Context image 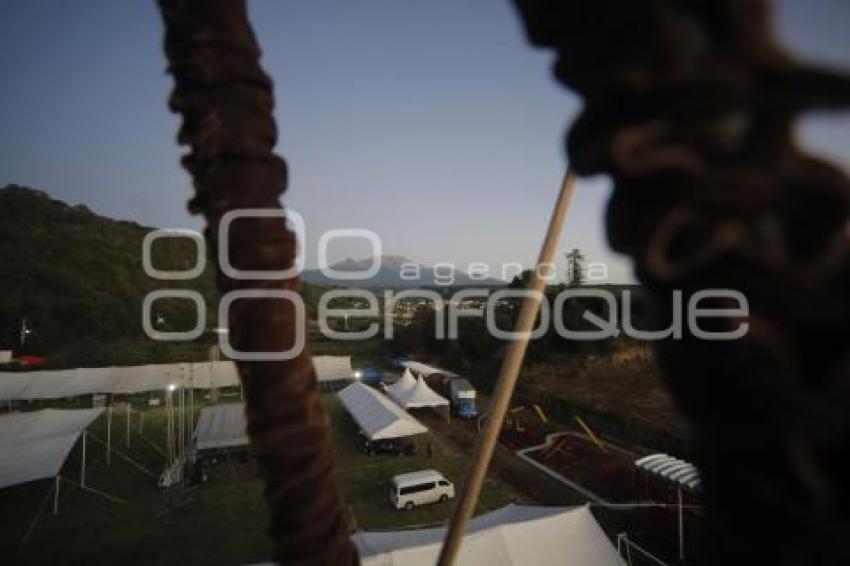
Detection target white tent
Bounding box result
[0,408,104,489]
[0,356,351,401]
[0,372,37,400]
[353,504,625,566]
[387,375,449,409]
[635,453,702,493]
[313,356,354,382]
[401,360,459,379]
[386,368,417,399]
[194,402,249,451]
[187,361,240,390]
[337,383,427,440]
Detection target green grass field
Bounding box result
[0,392,516,565]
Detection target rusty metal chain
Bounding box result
[514,0,850,563]
[156,1,356,564]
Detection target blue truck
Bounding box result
[448,378,477,418]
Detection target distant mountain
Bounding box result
[301,255,504,289]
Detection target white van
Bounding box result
[389,470,455,510]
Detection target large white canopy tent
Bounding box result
[387,375,449,410]
[0,356,352,401]
[0,408,103,489]
[193,402,249,451]
[313,355,354,382]
[337,382,427,440]
[353,504,625,565]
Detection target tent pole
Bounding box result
[177,386,182,459]
[172,391,175,463]
[81,432,86,488]
[168,391,173,465]
[189,386,194,441]
[53,476,60,515]
[106,405,112,466]
[678,485,685,563]
[188,365,193,449]
[176,382,181,460]
[165,392,170,465]
[166,392,171,464]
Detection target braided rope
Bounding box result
[157,1,356,563]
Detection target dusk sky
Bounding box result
[1,1,848,283]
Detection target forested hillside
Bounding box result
[0,185,323,368]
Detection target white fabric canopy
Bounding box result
[387,375,449,409]
[194,403,249,451]
[0,356,350,400]
[0,408,104,489]
[401,361,459,379]
[385,368,417,399]
[354,504,625,566]
[337,383,427,440]
[635,453,702,492]
[313,355,353,382]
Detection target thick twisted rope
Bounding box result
[157,1,356,563]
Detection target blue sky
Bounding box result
[1,1,848,282]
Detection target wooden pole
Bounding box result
[437,171,577,566]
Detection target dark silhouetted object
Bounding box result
[514,0,850,563]
[156,1,356,564]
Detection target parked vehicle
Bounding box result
[448,378,477,418]
[389,470,455,510]
[426,374,478,418]
[355,431,416,456]
[353,367,384,385]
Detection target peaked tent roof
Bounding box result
[337,382,427,440]
[0,408,104,489]
[401,361,459,379]
[386,368,417,399]
[388,375,449,409]
[194,402,249,450]
[353,504,625,566]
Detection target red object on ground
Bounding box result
[17,355,45,366]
